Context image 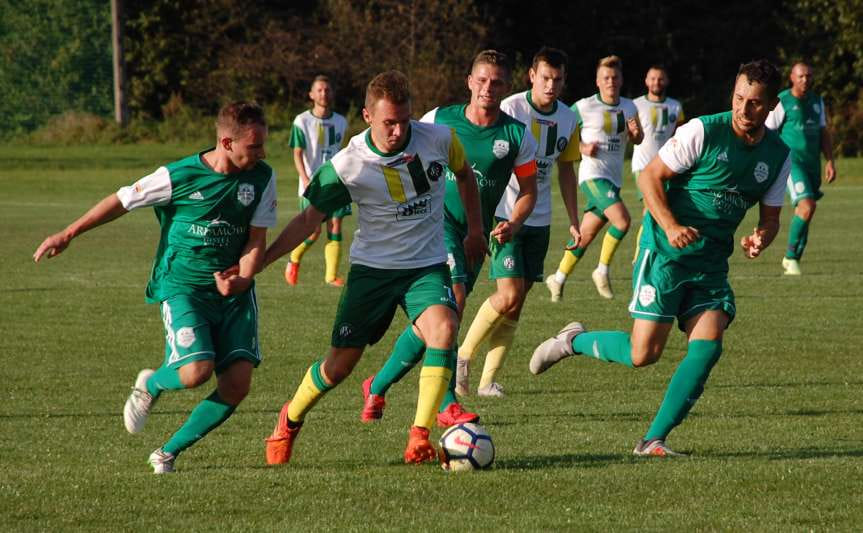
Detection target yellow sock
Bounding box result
[324,240,341,282]
[413,361,452,429]
[287,361,332,422]
[632,224,643,264]
[599,227,626,266]
[478,318,518,389]
[458,298,504,361]
[290,239,314,264]
[557,250,579,276]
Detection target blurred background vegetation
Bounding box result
[1,0,861,154]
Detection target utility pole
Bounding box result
[111,0,128,126]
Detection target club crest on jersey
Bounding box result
[557,137,568,152]
[753,162,769,183]
[427,161,444,181]
[492,140,510,159]
[396,194,432,221]
[237,183,255,206]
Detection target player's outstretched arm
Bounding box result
[741,204,781,259]
[557,160,581,247]
[33,193,128,262]
[214,226,268,296]
[453,162,487,268]
[262,205,326,269]
[639,156,699,249]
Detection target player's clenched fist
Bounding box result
[664,224,699,249]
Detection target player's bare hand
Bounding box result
[463,231,488,268]
[214,267,249,296]
[491,220,520,244]
[33,232,71,263]
[566,224,582,250]
[580,142,599,157]
[825,160,837,184]
[626,117,641,137]
[665,224,699,249]
[740,229,766,259]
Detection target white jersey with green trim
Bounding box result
[496,91,581,226]
[574,94,638,187]
[289,110,347,195]
[303,121,464,270]
[632,95,684,172]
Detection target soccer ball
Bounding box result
[439,422,494,471]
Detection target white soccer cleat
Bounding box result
[124,368,155,434]
[529,322,585,375]
[782,257,802,276]
[545,275,563,303]
[148,448,176,474]
[632,439,687,457]
[591,268,613,299]
[455,357,470,396]
[476,382,504,398]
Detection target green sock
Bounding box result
[786,215,809,260]
[572,331,635,368]
[146,365,185,400]
[644,339,722,441]
[370,326,425,395]
[438,348,458,413]
[162,390,236,456]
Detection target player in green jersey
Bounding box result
[359,50,538,426]
[33,102,276,473]
[261,71,486,465]
[765,62,837,275]
[285,75,351,287]
[530,60,790,457]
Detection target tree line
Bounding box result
[1,0,861,154]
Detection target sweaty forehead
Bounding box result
[734,75,768,98]
[472,63,507,79]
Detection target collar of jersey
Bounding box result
[595,93,621,107]
[364,126,412,157]
[643,94,668,104]
[311,108,334,120]
[526,90,558,116]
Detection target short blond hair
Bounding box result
[597,55,623,72]
[365,70,411,110]
[472,49,511,79]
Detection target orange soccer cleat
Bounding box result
[285,262,300,286]
[265,401,302,465]
[326,277,345,287]
[436,402,480,428]
[403,426,438,464]
[360,375,386,422]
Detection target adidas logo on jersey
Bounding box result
[189,191,204,200]
[717,151,729,162]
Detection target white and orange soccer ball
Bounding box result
[439,422,495,471]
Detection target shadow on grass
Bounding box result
[494,452,624,470]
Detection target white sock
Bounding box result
[553,271,567,284]
[595,263,609,275]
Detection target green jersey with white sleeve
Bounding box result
[496,91,581,227]
[765,89,827,179]
[302,121,465,270]
[573,94,638,187]
[115,150,277,303]
[644,111,790,273]
[289,110,348,195]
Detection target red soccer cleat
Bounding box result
[360,375,386,422]
[436,402,480,428]
[326,277,345,287]
[285,262,300,286]
[403,426,437,464]
[265,401,302,465]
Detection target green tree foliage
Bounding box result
[0,0,112,137]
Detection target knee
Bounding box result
[495,288,524,315]
[179,361,214,388]
[630,346,662,368]
[322,357,354,386]
[615,217,631,233]
[431,317,459,348]
[796,200,816,221]
[218,380,251,405]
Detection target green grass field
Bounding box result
[2,145,862,531]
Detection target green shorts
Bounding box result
[331,263,457,348]
[160,290,262,373]
[629,247,736,331]
[787,165,823,205]
[299,197,352,219]
[444,223,484,295]
[581,178,623,221]
[489,219,550,282]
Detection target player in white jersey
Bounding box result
[261,71,486,466]
[457,47,581,397]
[631,65,685,261]
[285,75,350,287]
[546,55,643,301]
